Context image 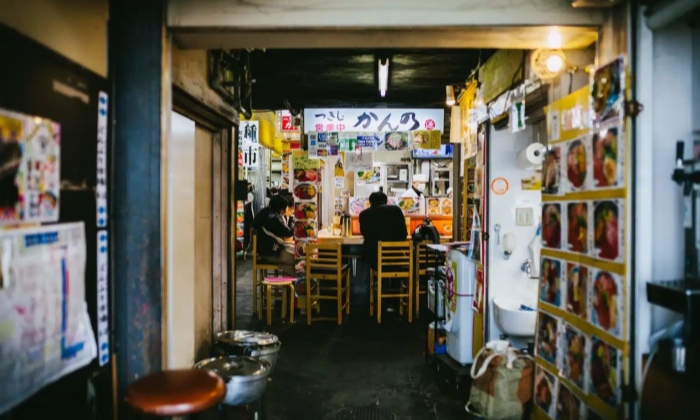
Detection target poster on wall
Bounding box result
[0,109,61,226]
[591,56,625,126]
[536,74,629,420]
[96,92,109,228]
[534,366,558,419]
[542,146,562,195]
[291,151,320,273]
[564,136,591,193]
[591,125,625,190]
[0,223,97,414]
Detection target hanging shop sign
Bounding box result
[238,120,259,146]
[241,143,259,168]
[279,110,300,132]
[303,108,444,133]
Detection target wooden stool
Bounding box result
[124,369,225,418]
[262,276,297,325]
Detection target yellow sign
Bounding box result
[292,150,319,170]
[544,87,590,143]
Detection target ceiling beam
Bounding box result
[173,27,598,50]
[168,0,604,28]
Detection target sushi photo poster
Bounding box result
[534,57,629,420]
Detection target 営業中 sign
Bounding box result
[304,108,444,133]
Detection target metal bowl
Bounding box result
[194,356,271,406]
[214,330,282,373]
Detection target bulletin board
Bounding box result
[534,57,628,420]
[0,24,112,416]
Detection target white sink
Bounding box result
[493,296,538,338]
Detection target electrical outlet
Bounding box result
[515,207,534,226]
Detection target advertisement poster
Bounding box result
[0,223,97,413]
[0,109,61,226]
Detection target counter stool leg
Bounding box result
[288,284,295,324]
[377,277,382,324]
[281,287,288,320]
[266,285,273,325]
[369,271,374,317]
[253,268,258,316]
[345,270,351,315]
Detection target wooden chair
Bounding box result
[252,234,279,319]
[125,369,225,418]
[369,241,414,324]
[414,241,445,319]
[305,242,351,325]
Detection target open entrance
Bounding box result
[169,11,634,420]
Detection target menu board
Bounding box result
[291,151,320,274]
[534,57,628,420]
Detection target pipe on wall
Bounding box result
[646,0,700,29]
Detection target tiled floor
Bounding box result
[233,259,475,420]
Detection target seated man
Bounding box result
[359,191,408,270]
[253,194,296,277]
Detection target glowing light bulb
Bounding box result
[546,54,563,73]
[547,28,562,49]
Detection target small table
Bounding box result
[262,276,297,325]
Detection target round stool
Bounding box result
[262,276,297,325]
[125,369,226,418]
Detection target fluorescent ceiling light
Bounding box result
[378,59,389,97]
[446,85,456,106]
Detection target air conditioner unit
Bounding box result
[571,0,624,7]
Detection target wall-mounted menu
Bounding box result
[534,57,628,420]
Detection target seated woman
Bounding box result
[255,194,296,277]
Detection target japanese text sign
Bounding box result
[292,150,320,170]
[304,108,444,133]
[345,151,374,172]
[238,120,259,146]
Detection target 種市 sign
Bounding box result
[303,108,444,133]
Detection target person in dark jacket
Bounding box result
[359,191,408,270]
[253,195,296,276]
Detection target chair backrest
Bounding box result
[377,241,412,274]
[305,242,342,278]
[253,234,258,255]
[415,240,444,270]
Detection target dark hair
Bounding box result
[280,193,294,208]
[269,195,288,213]
[369,191,388,206]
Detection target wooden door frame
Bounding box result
[172,84,234,335]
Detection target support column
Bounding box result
[109,0,165,400]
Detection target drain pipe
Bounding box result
[646,0,700,29]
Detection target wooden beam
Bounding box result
[173,27,598,50]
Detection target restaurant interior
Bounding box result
[227,40,638,420]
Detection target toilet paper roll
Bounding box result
[517,142,546,170]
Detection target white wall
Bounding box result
[0,0,108,76]
[487,126,542,348]
[634,6,700,403]
[167,112,197,368]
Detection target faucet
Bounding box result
[521,259,539,280]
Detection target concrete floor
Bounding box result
[233,258,474,420]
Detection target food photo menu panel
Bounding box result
[534,56,629,420]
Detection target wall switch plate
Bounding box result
[515,207,534,226]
